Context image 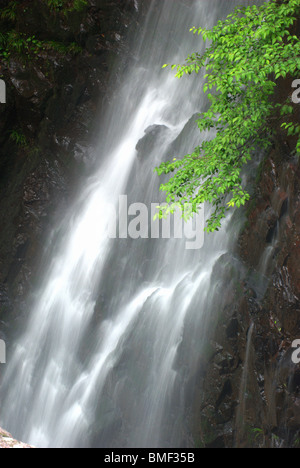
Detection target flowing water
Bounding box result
[0,0,255,448]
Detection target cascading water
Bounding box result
[0,0,255,448]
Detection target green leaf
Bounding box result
[157,0,300,232]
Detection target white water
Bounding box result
[0,0,254,448]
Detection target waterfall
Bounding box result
[0,0,254,448]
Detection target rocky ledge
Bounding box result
[0,427,34,448]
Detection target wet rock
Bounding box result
[135,124,170,156]
[0,427,34,448]
[192,86,300,446]
[0,0,144,324]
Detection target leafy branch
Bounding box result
[156,0,300,232]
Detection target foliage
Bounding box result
[0,0,88,16]
[0,1,18,21]
[251,427,263,440]
[0,0,86,62]
[46,0,88,13]
[294,437,300,447]
[155,0,300,232]
[0,31,82,61]
[9,130,28,147]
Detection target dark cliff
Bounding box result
[191,73,300,448]
[0,0,144,334]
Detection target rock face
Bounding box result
[191,75,300,448]
[0,427,34,448]
[0,0,144,331]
